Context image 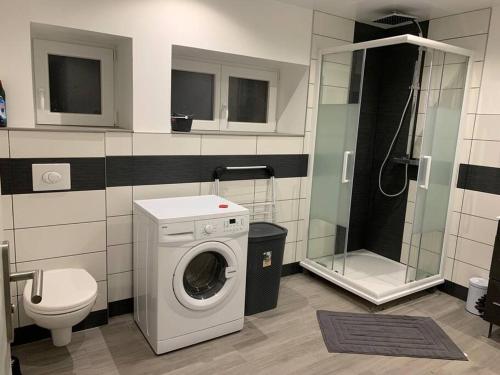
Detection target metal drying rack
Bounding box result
[213,165,276,223]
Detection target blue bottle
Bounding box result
[0,80,6,127]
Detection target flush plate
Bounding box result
[32,163,71,191]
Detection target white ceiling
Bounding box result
[277,0,499,22]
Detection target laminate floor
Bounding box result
[12,273,500,375]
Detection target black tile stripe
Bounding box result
[457,164,500,195]
[107,154,309,187]
[0,158,105,195]
[1,154,308,194]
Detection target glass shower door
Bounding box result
[307,49,365,274]
[406,49,469,282]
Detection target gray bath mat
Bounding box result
[317,311,467,360]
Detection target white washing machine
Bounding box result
[133,195,249,354]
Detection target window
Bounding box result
[171,59,277,132]
[221,66,277,132]
[171,59,220,130]
[33,39,114,126]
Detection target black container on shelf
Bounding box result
[171,113,193,132]
[245,222,288,316]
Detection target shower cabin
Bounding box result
[301,34,473,305]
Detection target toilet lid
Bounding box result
[23,268,98,315]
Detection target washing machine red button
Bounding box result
[219,204,228,208]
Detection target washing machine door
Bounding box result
[173,241,239,311]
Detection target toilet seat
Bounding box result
[23,268,98,315]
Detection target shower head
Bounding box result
[372,11,418,28]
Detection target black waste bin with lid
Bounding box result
[245,222,288,315]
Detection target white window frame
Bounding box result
[220,65,277,132]
[33,39,115,127]
[171,58,221,131]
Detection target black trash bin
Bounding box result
[245,222,288,315]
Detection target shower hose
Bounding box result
[377,87,414,198]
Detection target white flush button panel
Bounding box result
[32,163,71,191]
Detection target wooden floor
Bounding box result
[12,273,500,375]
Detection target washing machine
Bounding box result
[133,195,249,354]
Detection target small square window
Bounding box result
[171,70,214,120]
[171,59,221,131]
[33,39,114,127]
[228,77,268,123]
[48,55,102,115]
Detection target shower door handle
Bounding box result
[341,151,353,184]
[419,155,432,190]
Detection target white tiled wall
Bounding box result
[428,8,500,288]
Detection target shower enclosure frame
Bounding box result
[300,34,474,305]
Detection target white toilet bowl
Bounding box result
[23,268,98,346]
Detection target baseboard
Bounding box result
[108,298,133,317]
[438,280,468,301]
[12,309,108,346]
[281,262,302,276]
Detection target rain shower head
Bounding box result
[372,11,418,27]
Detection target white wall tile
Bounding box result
[254,177,301,202]
[280,220,298,243]
[448,211,460,236]
[253,199,299,223]
[455,237,493,270]
[1,195,13,229]
[453,188,464,212]
[257,136,303,154]
[446,234,458,258]
[428,9,491,40]
[443,34,488,62]
[452,259,490,287]
[9,131,104,158]
[133,133,201,155]
[312,11,354,42]
[443,257,454,280]
[15,221,106,262]
[477,6,500,114]
[17,251,107,282]
[471,61,484,88]
[106,186,133,216]
[283,242,297,265]
[105,132,132,156]
[469,140,500,168]
[462,190,500,220]
[310,34,351,60]
[94,281,108,311]
[473,115,500,141]
[108,271,132,302]
[107,243,133,275]
[4,229,15,263]
[467,88,480,114]
[133,183,200,201]
[458,214,497,245]
[13,190,105,228]
[200,180,254,205]
[463,114,475,139]
[307,236,334,259]
[201,135,256,155]
[0,131,9,157]
[107,215,132,246]
[298,198,309,220]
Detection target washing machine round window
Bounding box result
[183,251,228,300]
[173,241,239,311]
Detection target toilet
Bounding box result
[23,268,98,346]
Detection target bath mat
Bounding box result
[316,310,467,360]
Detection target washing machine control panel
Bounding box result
[196,215,249,238]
